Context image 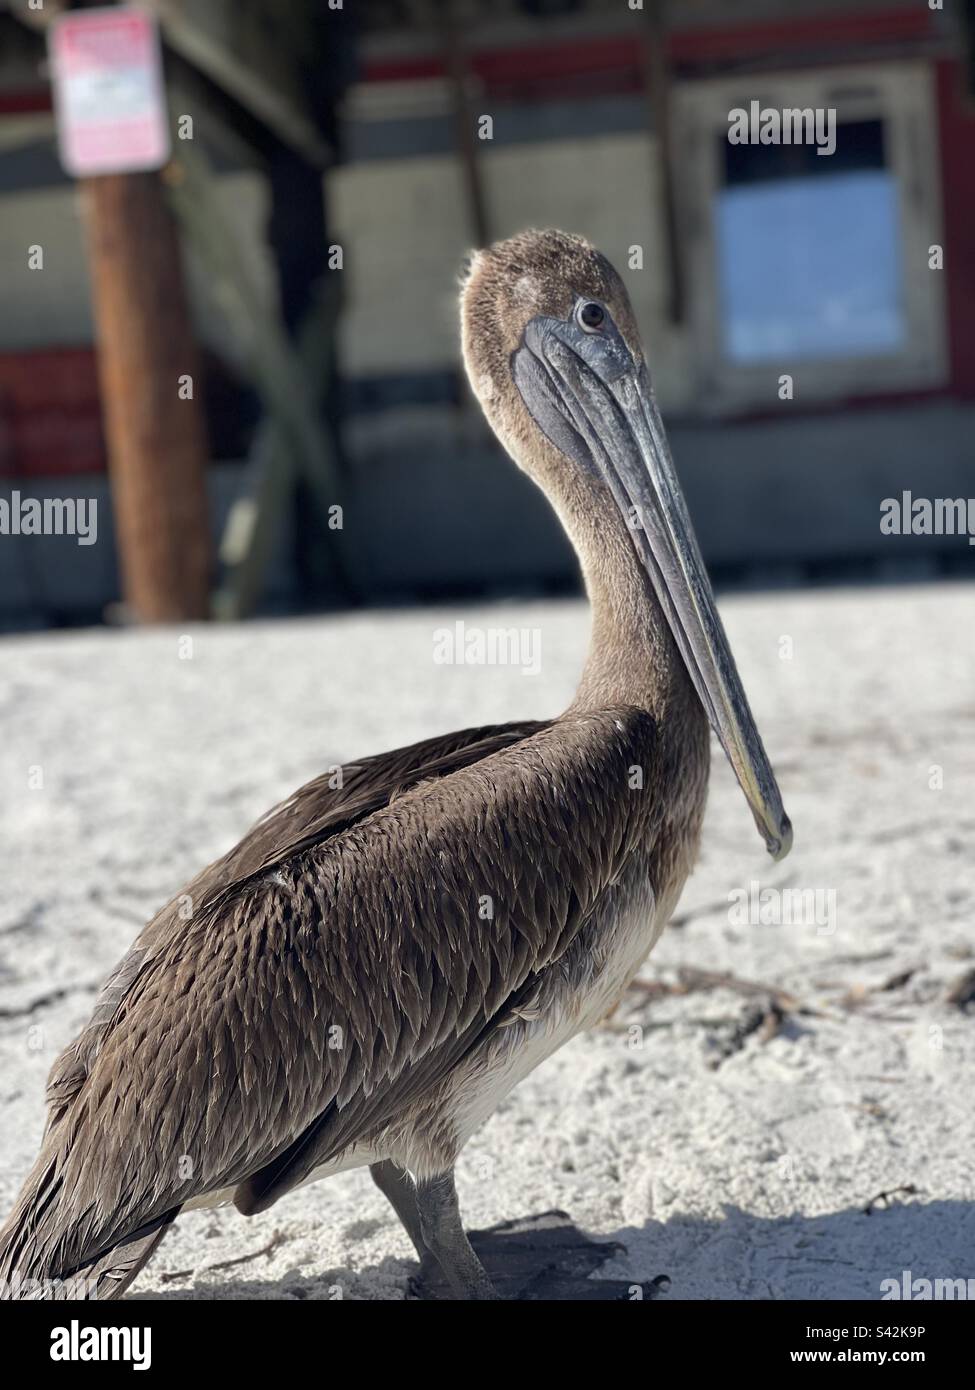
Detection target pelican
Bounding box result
[0,230,790,1301]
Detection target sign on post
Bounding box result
[50,7,170,177]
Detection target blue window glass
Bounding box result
[715,119,906,363]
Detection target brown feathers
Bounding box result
[1,230,714,1302]
[1,709,672,1295]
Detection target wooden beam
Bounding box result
[643,0,684,325]
[163,137,351,616]
[82,171,211,622]
[142,0,330,167]
[437,0,490,248]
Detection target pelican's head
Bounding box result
[461,229,792,862]
[461,229,642,475]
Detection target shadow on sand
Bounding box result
[127,1197,975,1301]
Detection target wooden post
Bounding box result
[82,170,211,622]
[643,0,684,325]
[437,0,490,248]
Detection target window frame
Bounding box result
[674,61,948,413]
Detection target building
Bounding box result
[1,0,973,625]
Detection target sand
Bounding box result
[1,583,973,1299]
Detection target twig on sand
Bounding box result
[839,968,918,1012]
[617,967,828,1054]
[879,968,917,992]
[706,998,788,1069]
[675,966,804,1013]
[946,967,975,1010]
[863,1184,919,1215]
[625,978,678,1003]
[625,967,806,1012]
[159,1230,289,1282]
[0,982,99,1020]
[203,1230,290,1272]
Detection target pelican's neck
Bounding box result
[556,473,697,723]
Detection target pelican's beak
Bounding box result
[514,309,792,860]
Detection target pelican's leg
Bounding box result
[369,1160,428,1261]
[414,1169,500,1301]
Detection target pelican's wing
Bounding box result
[1,708,657,1290]
[43,720,547,1123]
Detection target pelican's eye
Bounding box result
[578,301,606,332]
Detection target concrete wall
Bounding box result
[331,129,694,411]
[4,398,972,625]
[0,128,688,401]
[0,12,971,623]
[0,169,274,371]
[339,401,975,593]
[0,464,294,627]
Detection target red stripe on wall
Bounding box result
[0,349,106,478]
[0,90,52,116]
[362,8,936,86]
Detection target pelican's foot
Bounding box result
[372,1160,501,1299]
[411,1208,638,1301]
[413,1171,501,1300]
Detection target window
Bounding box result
[676,63,947,410]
